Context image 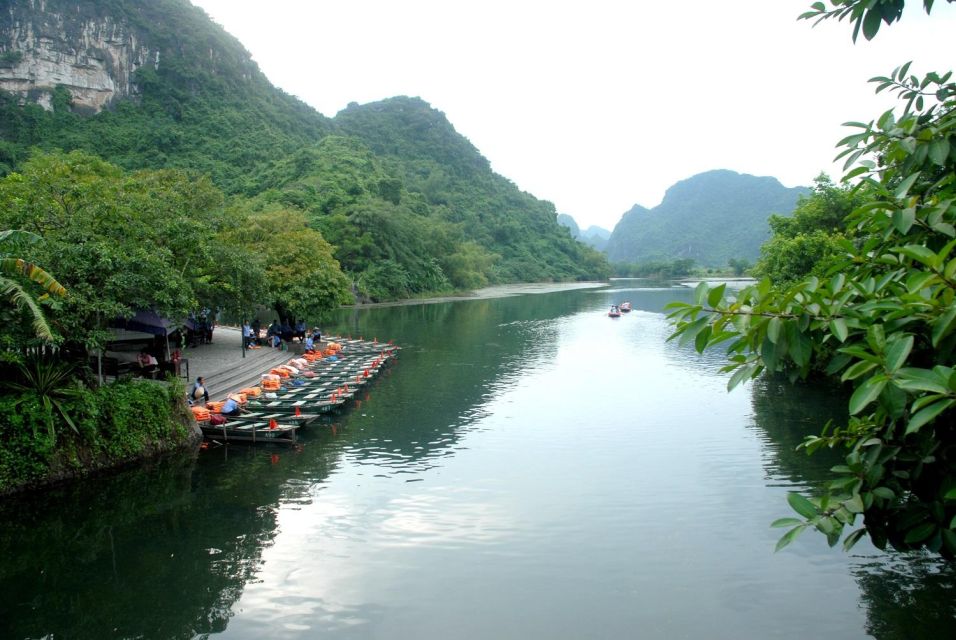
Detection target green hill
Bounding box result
[605,170,807,267]
[0,0,607,300]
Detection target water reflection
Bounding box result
[0,453,279,639]
[0,282,953,639]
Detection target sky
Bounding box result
[190,0,956,231]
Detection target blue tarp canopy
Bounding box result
[111,311,178,337]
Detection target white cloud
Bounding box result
[192,0,956,230]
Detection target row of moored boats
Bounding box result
[189,337,398,445]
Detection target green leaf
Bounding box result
[727,364,753,391]
[789,328,813,369]
[767,316,782,344]
[929,138,950,166]
[898,244,938,268]
[707,283,726,308]
[861,7,883,40]
[906,399,954,435]
[844,494,865,513]
[829,273,846,294]
[829,318,849,343]
[694,324,712,354]
[873,487,896,500]
[904,522,936,544]
[884,335,913,373]
[677,316,709,348]
[892,207,916,234]
[849,376,888,414]
[932,303,956,347]
[895,367,950,393]
[841,360,878,382]
[843,528,867,551]
[775,525,808,552]
[770,517,803,529]
[787,492,820,520]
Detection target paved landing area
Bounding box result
[181,327,296,400]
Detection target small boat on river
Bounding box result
[200,419,299,445]
[608,305,622,318]
[620,301,632,312]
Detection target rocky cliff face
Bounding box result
[0,0,157,112]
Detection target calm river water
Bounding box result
[2,280,954,639]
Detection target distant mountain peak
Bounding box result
[606,170,807,266]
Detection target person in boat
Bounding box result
[221,396,243,417]
[188,376,209,405]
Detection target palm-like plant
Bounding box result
[0,229,66,341]
[2,353,82,441]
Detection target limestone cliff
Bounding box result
[0,0,264,114]
[0,0,159,112]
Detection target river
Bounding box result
[1,280,954,639]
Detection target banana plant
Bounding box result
[0,229,67,342]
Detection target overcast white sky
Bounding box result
[191,0,955,231]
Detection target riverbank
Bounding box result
[344,281,608,308]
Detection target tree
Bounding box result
[0,151,263,353]
[224,207,352,320]
[669,3,956,556]
[752,176,867,285]
[728,258,751,277]
[0,229,66,343]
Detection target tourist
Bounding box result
[280,320,293,345]
[251,318,261,345]
[137,351,158,376]
[188,377,209,405]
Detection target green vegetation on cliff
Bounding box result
[0,1,608,301]
[605,170,807,267]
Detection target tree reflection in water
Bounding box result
[750,376,956,639]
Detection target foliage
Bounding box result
[668,56,956,556]
[223,206,353,319]
[0,150,268,352]
[728,258,752,277]
[799,0,955,42]
[752,175,868,285]
[0,229,66,342]
[0,353,83,442]
[0,376,191,493]
[612,258,696,278]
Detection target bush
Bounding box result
[0,377,193,494]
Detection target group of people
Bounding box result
[188,317,325,410]
[244,318,320,350]
[186,310,215,347]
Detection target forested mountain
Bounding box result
[0,0,607,300]
[605,170,807,267]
